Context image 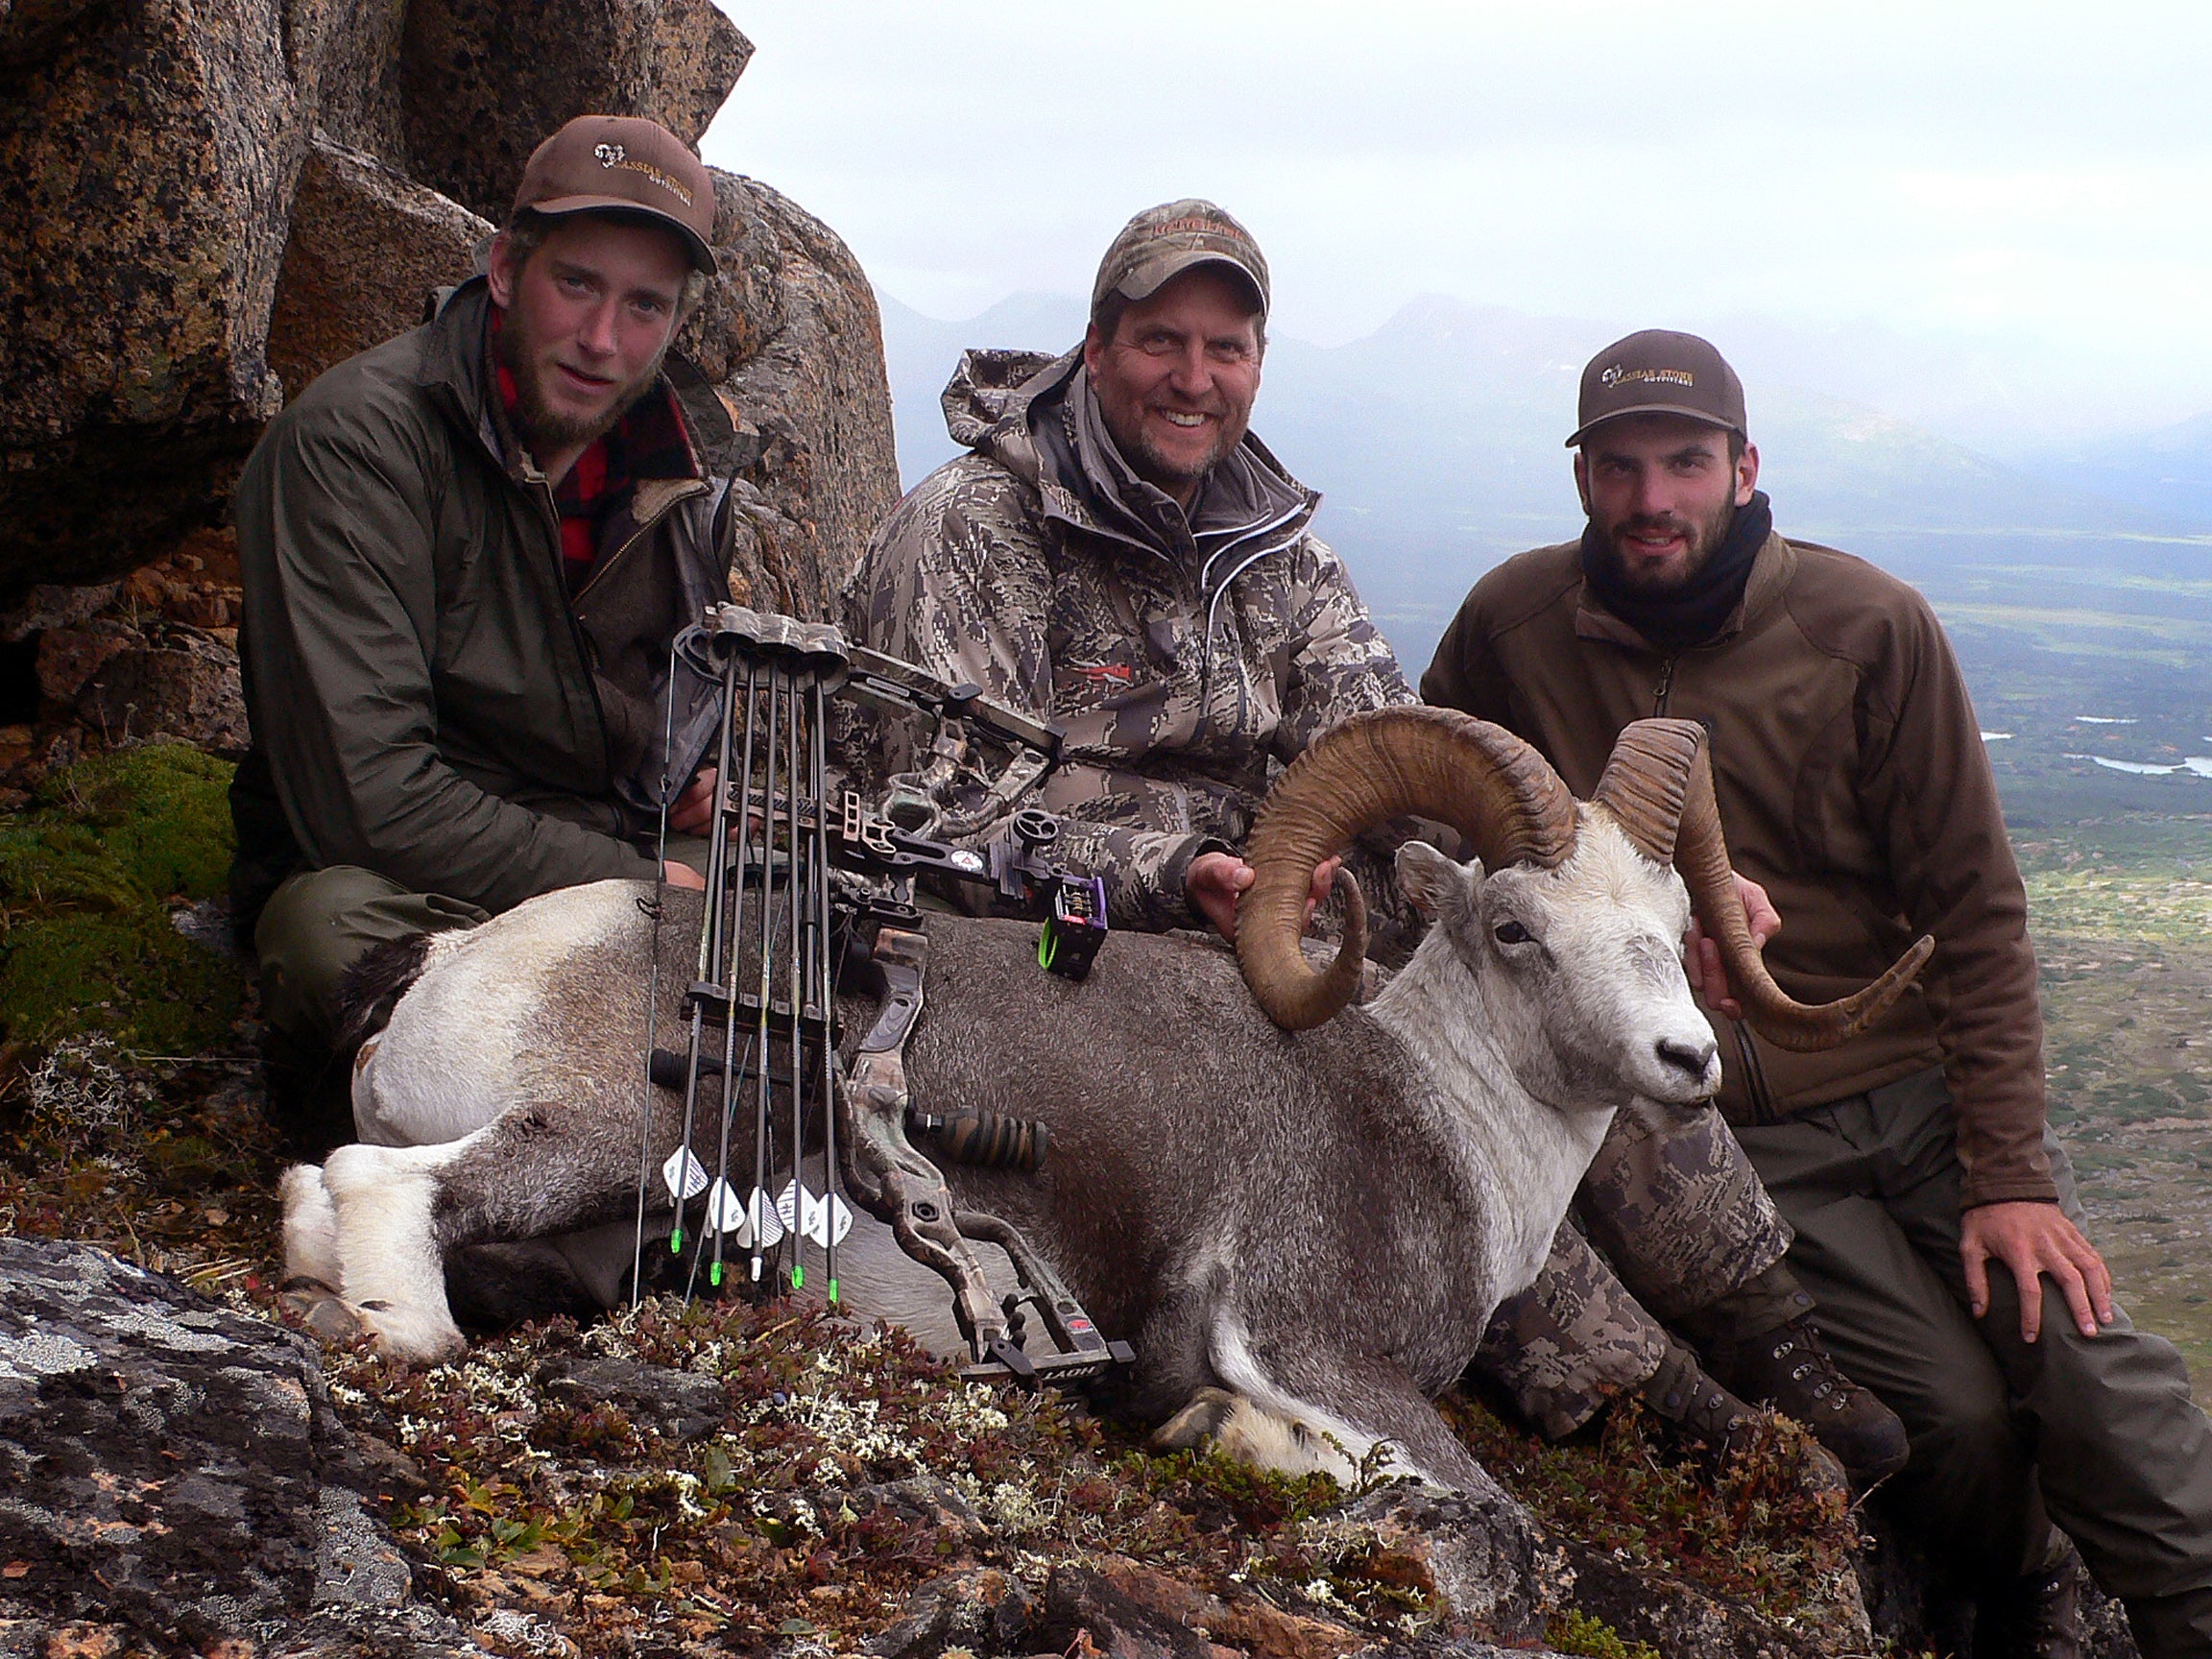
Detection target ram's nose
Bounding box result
[1656,1035,1718,1085]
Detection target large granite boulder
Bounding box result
[691,171,902,615]
[1,0,895,622]
[0,1236,490,1653]
[398,0,751,224]
[0,0,419,593]
[265,132,493,400]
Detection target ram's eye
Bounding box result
[1493,921,1530,946]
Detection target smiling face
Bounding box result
[1082,266,1263,507]
[486,212,691,481]
[1574,414,1760,592]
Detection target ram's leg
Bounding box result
[1206,1318,1493,1491]
[278,1165,342,1288]
[319,1137,478,1362]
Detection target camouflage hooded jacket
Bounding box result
[842,348,1410,932]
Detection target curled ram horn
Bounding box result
[1590,717,1934,1052]
[1236,707,1578,1030]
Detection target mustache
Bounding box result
[1617,514,1693,539]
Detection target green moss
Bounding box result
[0,743,244,1051]
[1549,1609,1661,1659]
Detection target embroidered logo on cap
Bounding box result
[1599,365,1695,389]
[594,143,626,167]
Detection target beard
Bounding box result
[495,307,671,455]
[1591,494,1737,593]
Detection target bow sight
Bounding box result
[634,603,1129,1388]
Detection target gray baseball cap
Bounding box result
[1567,329,1746,447]
[1091,199,1269,323]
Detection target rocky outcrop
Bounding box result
[397,0,750,223]
[693,172,903,617]
[0,2,300,588]
[265,133,493,399]
[1,0,893,617]
[0,1237,474,1653]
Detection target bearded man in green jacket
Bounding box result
[1423,328,2212,1659]
[228,115,738,1148]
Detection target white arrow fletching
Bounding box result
[777,1180,854,1248]
[661,1147,709,1203]
[741,1187,784,1249]
[813,1191,854,1248]
[701,1179,744,1237]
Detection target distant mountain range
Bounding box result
[877,291,2212,671]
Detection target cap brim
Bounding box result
[1564,404,1741,448]
[526,194,718,275]
[1110,249,1265,313]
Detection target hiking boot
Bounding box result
[1640,1335,1755,1454]
[1714,1312,1911,1488]
[1975,1544,2086,1659]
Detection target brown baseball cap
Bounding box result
[1091,199,1269,324]
[511,114,718,274]
[1566,329,1746,447]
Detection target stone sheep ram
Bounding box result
[278,709,1927,1489]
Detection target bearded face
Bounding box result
[1574,416,1752,593]
[1082,266,1263,507]
[487,214,690,471]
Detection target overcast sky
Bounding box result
[701,4,2212,448]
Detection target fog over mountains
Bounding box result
[878,291,2212,675]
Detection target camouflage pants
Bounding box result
[1469,1103,1791,1437]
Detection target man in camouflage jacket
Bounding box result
[842,202,1908,1483]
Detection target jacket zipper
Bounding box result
[1652,655,1677,716]
[574,478,710,606]
[519,478,612,744]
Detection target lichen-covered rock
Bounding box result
[75,631,249,757]
[533,1352,726,1443]
[1341,1484,1560,1647]
[266,132,493,400]
[0,1238,422,1649]
[866,1565,1038,1659]
[397,0,752,224]
[0,1,299,590]
[688,171,902,616]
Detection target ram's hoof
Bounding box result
[1151,1386,1240,1451]
[352,1298,469,1365]
[276,1281,368,1346]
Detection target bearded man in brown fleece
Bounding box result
[1424,328,2212,1659]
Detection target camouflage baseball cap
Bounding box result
[511,114,718,274]
[1091,199,1269,323]
[1567,329,1746,447]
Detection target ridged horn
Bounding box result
[1631,716,1936,1052]
[1590,718,1705,865]
[1236,707,1577,1030]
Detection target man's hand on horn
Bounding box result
[1189,851,1339,944]
[1683,872,1781,1022]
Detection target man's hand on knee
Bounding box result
[1961,1200,2114,1341]
[1187,851,1336,943]
[1683,872,1781,1022]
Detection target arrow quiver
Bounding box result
[638,603,1130,1388]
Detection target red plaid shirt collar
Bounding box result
[488,304,697,594]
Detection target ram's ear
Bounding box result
[1396,840,1479,924]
